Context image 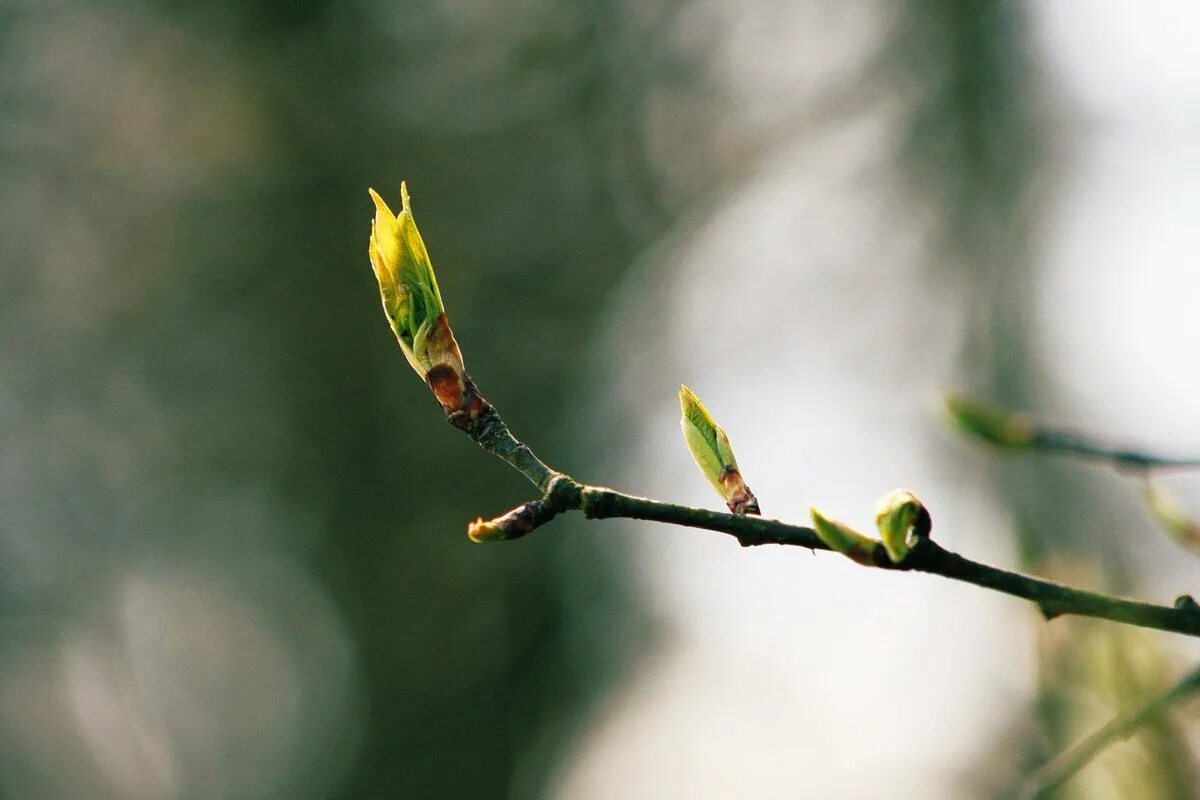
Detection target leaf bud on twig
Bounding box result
[809,507,878,565]
[874,489,929,563]
[369,183,475,415]
[679,385,760,515]
[944,393,1036,448]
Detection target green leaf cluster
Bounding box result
[369,183,447,377]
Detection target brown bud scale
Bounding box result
[720,468,760,515]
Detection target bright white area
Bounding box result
[1030,1,1200,594]
[557,2,1200,797]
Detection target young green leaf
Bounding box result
[678,385,759,515]
[1144,483,1200,552]
[809,507,878,565]
[368,183,469,411]
[944,393,1036,448]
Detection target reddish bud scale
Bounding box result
[426,366,466,412]
[421,313,482,417]
[720,468,760,515]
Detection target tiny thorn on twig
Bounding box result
[1039,604,1063,622]
[733,526,764,547]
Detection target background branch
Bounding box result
[1018,663,1200,799]
[946,393,1200,472]
[1032,428,1200,472]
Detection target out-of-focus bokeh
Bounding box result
[2,1,1199,798]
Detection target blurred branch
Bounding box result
[945,393,1200,472]
[1018,663,1200,799]
[946,393,1200,554]
[1031,430,1200,472]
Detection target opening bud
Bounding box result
[809,507,878,565]
[943,393,1036,448]
[467,517,509,542]
[368,183,470,412]
[679,385,759,515]
[874,489,929,563]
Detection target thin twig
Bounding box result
[453,413,1200,639]
[1018,663,1200,799]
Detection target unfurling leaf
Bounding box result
[679,385,759,515]
[943,393,1036,448]
[369,183,469,411]
[1144,483,1200,552]
[809,507,878,565]
[874,489,928,563]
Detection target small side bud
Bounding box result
[874,489,928,563]
[943,393,1036,448]
[810,506,878,566]
[467,503,537,542]
[679,385,760,515]
[368,183,472,414]
[1143,483,1200,551]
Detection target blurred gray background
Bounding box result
[2,1,1200,798]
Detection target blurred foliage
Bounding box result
[1,0,1195,798]
[887,4,1194,799]
[1037,618,1194,799]
[0,0,701,796]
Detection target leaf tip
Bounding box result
[368,187,393,219]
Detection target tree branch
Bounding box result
[945,393,1200,473]
[371,186,1200,797]
[1018,662,1200,799]
[1032,428,1200,472]
[451,411,1200,638]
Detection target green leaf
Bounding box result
[944,393,1035,448]
[1144,483,1200,551]
[810,507,878,565]
[678,386,759,514]
[368,182,456,380]
[679,385,738,490]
